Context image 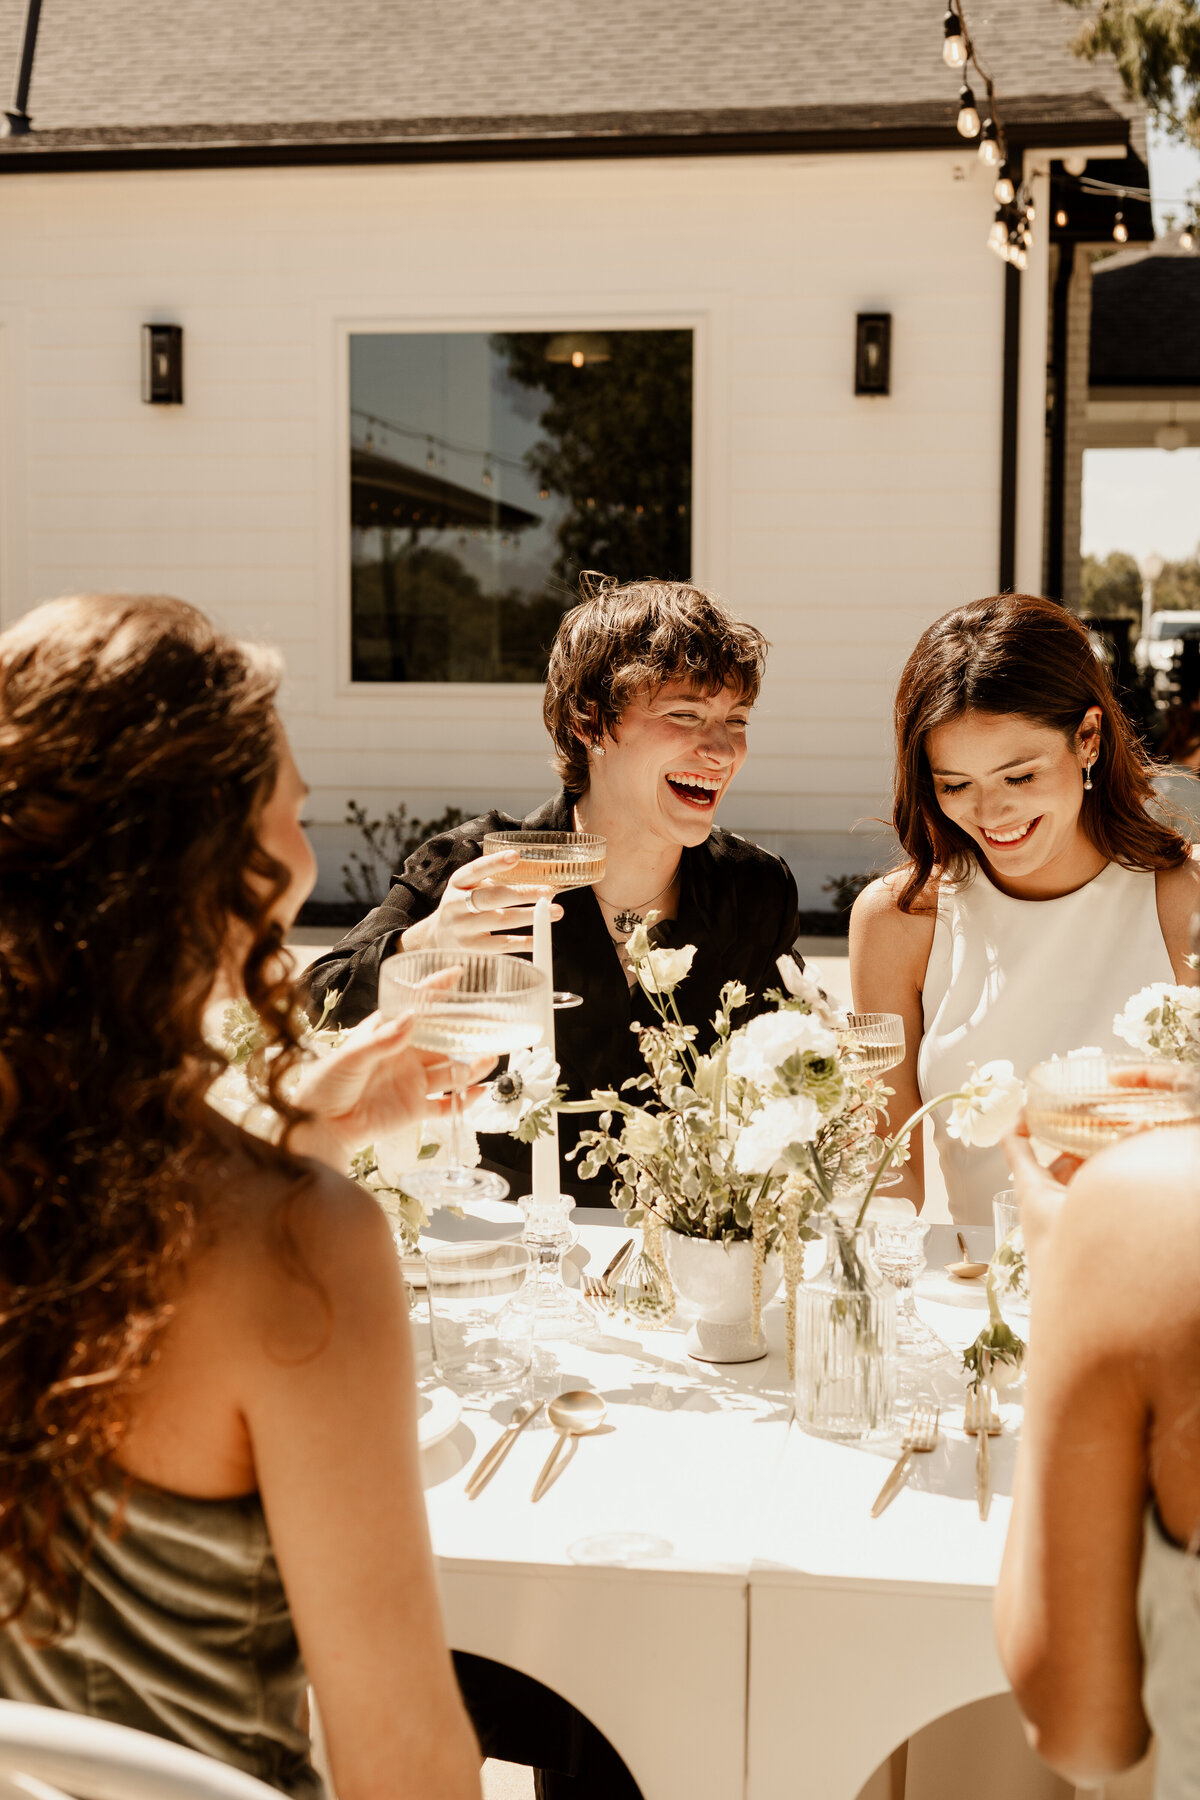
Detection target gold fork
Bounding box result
[964,1382,1002,1521]
[870,1403,940,1517]
[581,1238,634,1312]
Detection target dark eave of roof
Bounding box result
[0,92,1130,173]
[1090,253,1200,388]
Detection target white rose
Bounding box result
[726,1010,837,1087]
[945,1060,1026,1149]
[733,1092,821,1174]
[636,944,696,995]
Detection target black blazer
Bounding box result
[304,791,805,1204]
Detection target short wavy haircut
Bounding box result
[0,594,311,1631]
[544,574,769,793]
[892,592,1191,911]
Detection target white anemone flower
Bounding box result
[733,1092,821,1174]
[468,1046,558,1132]
[944,1060,1026,1148]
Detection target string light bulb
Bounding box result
[1181,224,1196,252]
[1010,242,1028,270]
[1055,208,1069,228]
[994,166,1015,206]
[1113,210,1128,244]
[978,119,1002,166]
[956,85,981,137]
[942,9,968,67]
[1025,199,1036,224]
[988,212,1009,256]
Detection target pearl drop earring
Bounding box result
[1083,759,1094,791]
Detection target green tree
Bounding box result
[492,331,692,586]
[1080,550,1143,618]
[1061,1,1200,143]
[1157,551,1200,608]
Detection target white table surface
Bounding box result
[417,1206,1013,1800]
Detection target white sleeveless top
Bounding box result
[918,860,1173,1224]
[1140,1506,1200,1799]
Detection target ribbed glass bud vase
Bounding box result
[795,1217,896,1441]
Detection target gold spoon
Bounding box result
[531,1391,608,1502]
[946,1231,989,1281]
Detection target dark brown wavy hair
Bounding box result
[892,593,1191,912]
[0,594,310,1629]
[544,574,768,792]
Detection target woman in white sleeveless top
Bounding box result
[851,593,1199,1226]
[998,1116,1200,1797]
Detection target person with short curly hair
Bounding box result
[0,593,482,1799]
[307,573,805,1206]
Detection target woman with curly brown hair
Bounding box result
[0,595,481,1799]
[851,593,1200,1225]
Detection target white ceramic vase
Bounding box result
[662,1229,782,1363]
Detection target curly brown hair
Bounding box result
[892,593,1191,911]
[543,573,768,792]
[0,594,311,1630]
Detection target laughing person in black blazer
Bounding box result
[306,573,805,1204]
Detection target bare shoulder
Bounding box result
[1051,1127,1200,1342]
[196,1139,399,1356]
[849,871,937,966]
[1154,848,1200,981]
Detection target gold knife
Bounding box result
[465,1399,544,1499]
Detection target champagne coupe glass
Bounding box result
[1025,1054,1200,1161]
[379,949,547,1205]
[481,830,606,1010]
[841,1012,907,1187]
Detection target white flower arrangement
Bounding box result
[1113,982,1200,1065]
[571,929,1028,1367]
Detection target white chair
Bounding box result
[0,1701,285,1800]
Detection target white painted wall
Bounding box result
[0,149,1012,904]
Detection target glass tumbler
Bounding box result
[424,1241,534,1395]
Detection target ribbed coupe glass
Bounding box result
[482,829,606,1007]
[379,949,547,1204]
[1024,1054,1200,1161]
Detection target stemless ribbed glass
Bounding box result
[379,949,547,1204]
[795,1218,896,1441]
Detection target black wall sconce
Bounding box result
[141,324,183,404]
[854,313,891,395]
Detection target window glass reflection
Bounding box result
[350,329,693,683]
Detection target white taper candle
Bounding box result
[531,897,560,1203]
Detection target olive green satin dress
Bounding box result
[0,1477,323,1799]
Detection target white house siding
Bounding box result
[0,149,1008,904]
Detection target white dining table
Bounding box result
[416,1205,1013,1800]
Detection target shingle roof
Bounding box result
[0,0,1141,163]
[1091,239,1200,387]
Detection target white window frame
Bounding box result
[315,304,718,714]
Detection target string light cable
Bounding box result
[943,2,1199,256]
[942,2,1037,266]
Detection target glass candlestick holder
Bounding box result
[870,1219,949,1364]
[501,1191,593,1341]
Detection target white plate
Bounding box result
[417,1383,462,1451]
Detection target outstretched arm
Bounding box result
[238,1178,481,1800]
[848,875,934,1208]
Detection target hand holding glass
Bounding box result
[379,950,547,1204]
[1024,1055,1200,1160]
[481,830,607,1007]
